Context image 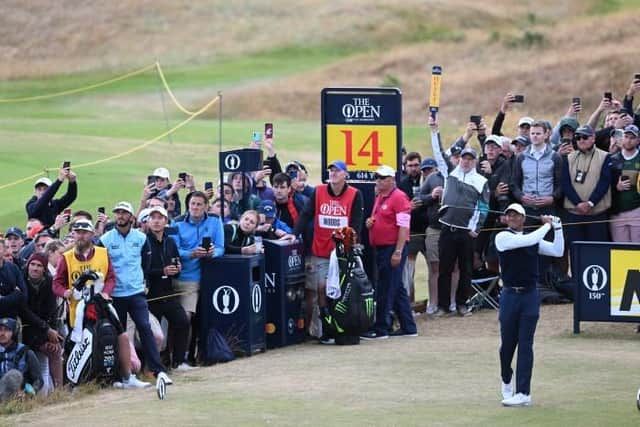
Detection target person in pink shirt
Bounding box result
[361,165,418,340]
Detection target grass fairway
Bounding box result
[5,305,640,426]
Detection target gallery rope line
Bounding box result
[0,63,157,103]
[0,94,220,191]
[21,289,197,329]
[408,216,640,238]
[154,62,197,115]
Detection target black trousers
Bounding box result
[437,226,473,310]
[148,298,190,367]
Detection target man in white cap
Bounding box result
[52,219,150,389]
[495,203,563,407]
[26,164,77,228]
[100,202,172,385]
[361,165,417,339]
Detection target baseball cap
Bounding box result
[112,201,135,215]
[420,158,437,170]
[450,145,463,156]
[5,227,25,240]
[138,208,152,224]
[72,219,94,233]
[485,135,502,147]
[258,200,276,218]
[623,124,639,137]
[327,160,348,172]
[504,203,526,216]
[518,117,534,127]
[0,318,17,334]
[34,177,52,188]
[148,206,169,219]
[460,148,478,159]
[152,167,171,180]
[575,125,595,137]
[512,135,531,146]
[285,161,302,172]
[374,165,396,178]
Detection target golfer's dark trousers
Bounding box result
[499,286,540,395]
[149,298,190,366]
[437,226,473,310]
[113,292,166,375]
[372,245,417,335]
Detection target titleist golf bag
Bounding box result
[64,270,120,385]
[327,227,375,345]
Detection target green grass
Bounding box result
[0,45,357,102]
[588,0,640,14]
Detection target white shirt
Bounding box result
[495,223,564,257]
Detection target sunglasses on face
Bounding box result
[577,135,591,140]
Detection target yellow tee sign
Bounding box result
[610,249,640,317]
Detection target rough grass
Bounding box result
[4,305,640,426]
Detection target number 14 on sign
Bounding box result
[326,125,397,170]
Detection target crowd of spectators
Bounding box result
[1,76,639,403]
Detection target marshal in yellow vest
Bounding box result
[63,246,109,325]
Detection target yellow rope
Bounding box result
[154,62,197,115]
[0,63,157,103]
[0,94,220,190]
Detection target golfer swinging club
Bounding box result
[495,203,564,407]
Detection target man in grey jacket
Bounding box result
[431,117,490,316]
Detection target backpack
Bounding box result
[203,327,235,365]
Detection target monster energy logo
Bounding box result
[365,297,374,318]
[334,302,347,314]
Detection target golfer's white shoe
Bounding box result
[501,379,514,400]
[502,392,532,407]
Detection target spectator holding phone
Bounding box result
[25,164,77,228]
[141,206,192,371]
[171,191,224,319]
[609,125,640,242]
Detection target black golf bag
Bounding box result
[327,227,375,345]
[64,270,120,386]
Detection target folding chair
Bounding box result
[466,270,500,311]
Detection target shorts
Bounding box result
[425,227,441,263]
[407,233,426,256]
[305,256,329,291]
[174,280,200,314]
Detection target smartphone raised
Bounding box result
[147,175,155,186]
[252,131,262,143]
[264,123,273,139]
[178,172,187,181]
[621,175,630,182]
[204,181,213,191]
[572,97,581,106]
[62,161,71,169]
[634,73,640,82]
[512,95,525,103]
[201,236,212,250]
[98,207,105,214]
[469,115,482,127]
[604,91,612,101]
[63,208,72,217]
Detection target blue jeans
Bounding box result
[373,246,417,336]
[113,293,166,375]
[499,287,540,395]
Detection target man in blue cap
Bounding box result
[292,160,364,343]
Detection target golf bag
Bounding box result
[327,227,375,344]
[64,270,120,385]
